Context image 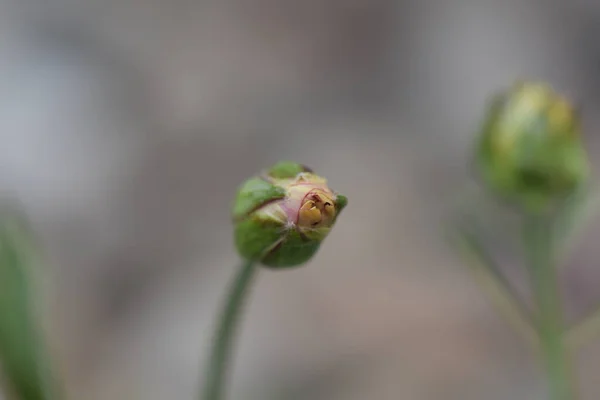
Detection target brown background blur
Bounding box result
[1,0,600,399]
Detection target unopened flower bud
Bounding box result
[476,81,590,213]
[232,161,347,268]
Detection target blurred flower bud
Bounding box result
[232,162,347,268]
[476,82,590,213]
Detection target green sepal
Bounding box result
[301,227,331,242]
[334,194,348,221]
[232,177,286,220]
[234,217,284,262]
[267,161,310,180]
[262,230,321,269]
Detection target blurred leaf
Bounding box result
[550,186,600,350]
[566,301,600,351]
[447,190,539,347]
[554,185,600,264]
[0,208,58,400]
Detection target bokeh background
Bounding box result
[1,0,600,399]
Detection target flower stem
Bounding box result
[447,226,538,347]
[523,215,577,400]
[201,260,258,400]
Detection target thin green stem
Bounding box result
[447,227,538,347]
[201,260,258,400]
[523,215,577,400]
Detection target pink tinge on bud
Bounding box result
[278,179,336,229]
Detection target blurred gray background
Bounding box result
[1,0,600,399]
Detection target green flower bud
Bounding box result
[476,81,590,213]
[232,161,347,268]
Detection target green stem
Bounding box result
[447,227,538,347]
[201,260,258,400]
[523,215,576,400]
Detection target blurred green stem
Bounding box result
[448,183,539,346]
[448,227,538,347]
[523,215,576,400]
[201,260,258,400]
[0,211,61,400]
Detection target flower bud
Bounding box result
[476,81,590,213]
[232,161,347,268]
